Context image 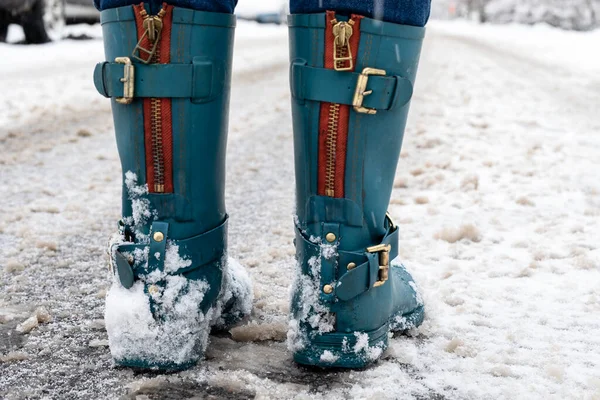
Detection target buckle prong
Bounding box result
[367,243,391,287]
[353,67,386,114]
[115,57,134,105]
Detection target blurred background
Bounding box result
[432,0,600,30]
[1,0,599,44]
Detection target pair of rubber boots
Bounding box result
[94,2,426,370]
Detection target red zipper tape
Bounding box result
[317,11,362,198]
[134,3,174,194]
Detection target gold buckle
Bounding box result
[367,243,391,287]
[353,67,386,115]
[115,57,134,105]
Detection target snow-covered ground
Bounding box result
[1,19,600,399]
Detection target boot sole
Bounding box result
[114,357,198,371]
[293,306,424,369]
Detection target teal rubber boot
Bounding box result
[93,4,253,370]
[287,12,425,368]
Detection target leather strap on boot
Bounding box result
[110,217,228,289]
[93,57,225,103]
[290,63,414,112]
[295,215,398,302]
[94,5,234,105]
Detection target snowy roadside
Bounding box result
[1,20,600,399]
[431,20,600,80]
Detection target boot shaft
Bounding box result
[94,3,237,313]
[289,12,425,251]
[95,5,236,240]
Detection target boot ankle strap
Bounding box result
[110,217,228,289]
[294,215,398,302]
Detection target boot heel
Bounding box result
[292,324,390,369]
[390,304,426,332]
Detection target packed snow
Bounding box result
[287,249,336,352]
[1,17,600,399]
[105,277,213,366]
[105,169,253,367]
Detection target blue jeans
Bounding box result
[94,0,430,26]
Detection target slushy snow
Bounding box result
[105,252,253,366]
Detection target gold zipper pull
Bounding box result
[144,8,166,42]
[143,17,160,42]
[132,6,167,64]
[332,19,355,71]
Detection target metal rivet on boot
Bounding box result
[153,232,164,242]
[148,285,159,295]
[323,284,334,294]
[325,233,336,243]
[347,262,356,270]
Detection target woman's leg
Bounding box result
[94,0,237,13]
[290,0,431,26]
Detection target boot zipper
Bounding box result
[133,4,173,194]
[332,18,354,72]
[318,13,362,198]
[132,7,165,64]
[325,103,341,197]
[150,96,165,193]
[141,6,166,193]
